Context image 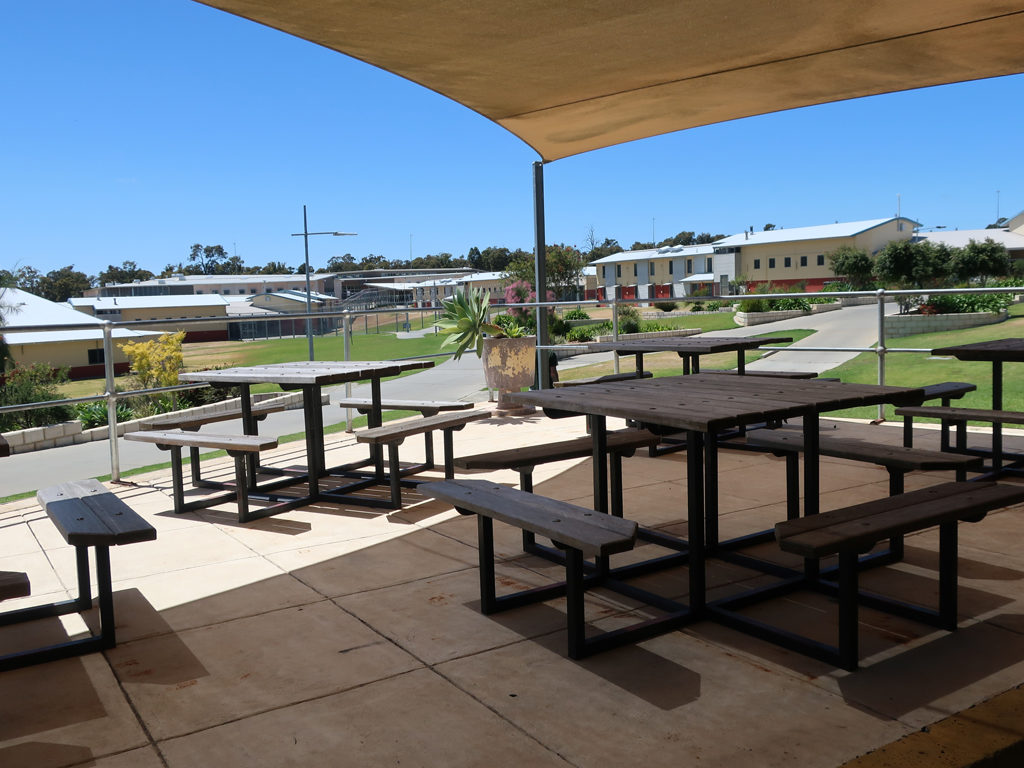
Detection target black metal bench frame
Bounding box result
[0,480,156,672]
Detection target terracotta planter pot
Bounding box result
[482,336,536,414]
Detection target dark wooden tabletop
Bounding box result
[510,374,924,432]
[179,359,434,386]
[931,338,1024,363]
[586,335,793,355]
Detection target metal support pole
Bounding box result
[612,302,621,374]
[876,288,887,420]
[102,323,121,481]
[344,312,354,433]
[532,161,551,388]
[302,205,315,362]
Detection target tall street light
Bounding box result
[291,204,356,360]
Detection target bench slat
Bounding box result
[126,430,277,452]
[703,370,819,379]
[356,410,489,444]
[36,479,157,547]
[554,371,652,388]
[747,429,982,471]
[920,381,976,400]
[455,429,659,470]
[895,405,1024,425]
[141,401,286,431]
[776,482,1024,557]
[336,398,471,413]
[421,479,637,557]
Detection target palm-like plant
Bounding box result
[436,287,524,360]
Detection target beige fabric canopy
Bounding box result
[197,1,1024,161]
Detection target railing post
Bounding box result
[343,312,355,432]
[102,322,121,482]
[876,288,887,421]
[611,301,621,374]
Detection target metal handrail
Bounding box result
[1,285,1021,478]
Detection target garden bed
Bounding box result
[884,310,1008,339]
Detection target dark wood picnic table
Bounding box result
[509,374,926,624]
[585,335,793,375]
[178,359,434,511]
[930,338,1024,473]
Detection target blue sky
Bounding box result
[2,0,1023,278]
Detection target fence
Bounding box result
[1,286,1021,481]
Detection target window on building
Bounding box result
[705,258,713,272]
[669,261,674,275]
[616,265,621,278]
[602,266,607,279]
[784,257,792,268]
[686,259,693,274]
[633,264,637,276]
[753,259,761,270]
[800,255,807,267]
[250,289,257,294]
[769,258,776,269]
[87,349,104,365]
[817,254,825,266]
[650,262,655,275]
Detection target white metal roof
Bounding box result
[70,295,231,310]
[1,288,158,345]
[916,229,1024,251]
[681,272,715,283]
[590,243,716,265]
[714,218,920,247]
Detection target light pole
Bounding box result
[291,204,355,360]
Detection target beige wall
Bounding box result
[9,339,131,369]
[736,220,913,283]
[600,255,708,287]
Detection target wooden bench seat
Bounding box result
[703,370,820,379]
[455,429,659,519]
[0,480,157,671]
[338,398,473,467]
[554,370,653,387]
[764,481,1024,669]
[896,405,1024,475]
[904,382,979,451]
[356,410,490,507]
[140,395,322,485]
[421,479,655,659]
[126,430,278,522]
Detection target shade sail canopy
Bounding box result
[197,1,1024,161]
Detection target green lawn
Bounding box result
[821,304,1024,421]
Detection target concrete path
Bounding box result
[1,303,889,496]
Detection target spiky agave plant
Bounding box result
[436,287,520,360]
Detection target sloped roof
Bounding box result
[69,295,231,310]
[714,218,919,247]
[917,228,1024,251]
[196,1,1024,161]
[1,288,158,345]
[590,243,716,265]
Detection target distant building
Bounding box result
[589,217,920,299]
[68,295,231,342]
[2,288,157,379]
[87,273,338,298]
[916,211,1024,267]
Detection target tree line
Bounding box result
[0,225,728,302]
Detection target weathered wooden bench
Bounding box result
[896,404,1024,477]
[757,481,1024,670]
[702,370,821,379]
[0,479,156,671]
[454,428,660,522]
[911,381,979,450]
[421,479,673,659]
[554,370,653,387]
[337,398,472,468]
[126,430,278,522]
[356,410,490,507]
[140,396,315,486]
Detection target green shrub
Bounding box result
[565,325,598,343]
[562,308,590,321]
[616,305,642,334]
[705,301,722,311]
[924,293,1012,314]
[0,363,73,431]
[737,297,768,313]
[74,400,136,429]
[653,301,678,312]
